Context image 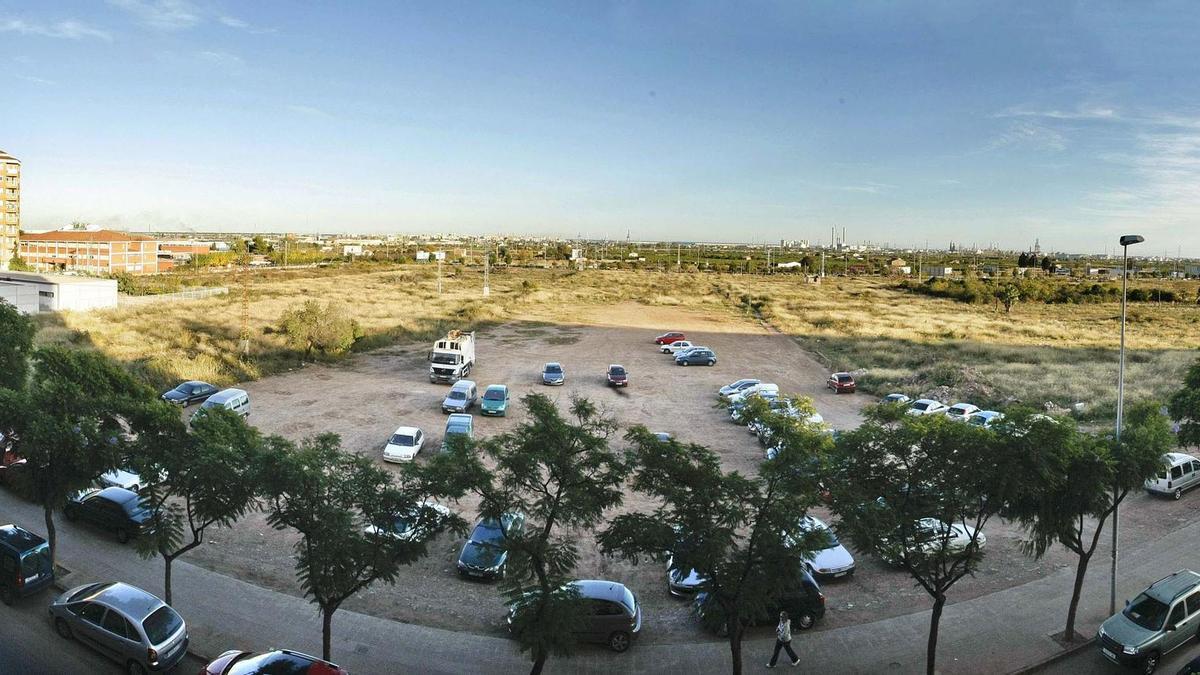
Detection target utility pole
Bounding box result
[820,251,825,278]
[437,258,443,294]
[677,243,681,272]
[483,251,490,297]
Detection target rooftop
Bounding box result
[0,150,19,164]
[0,271,118,287]
[21,229,154,243]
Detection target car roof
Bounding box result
[832,372,851,376]
[207,388,248,403]
[88,582,166,621]
[447,413,473,423]
[93,486,140,505]
[572,579,632,603]
[949,403,978,409]
[450,380,475,389]
[392,426,421,435]
[1163,452,1200,466]
[181,380,211,388]
[484,384,507,391]
[913,398,940,405]
[608,364,624,369]
[1147,570,1200,604]
[977,410,1002,418]
[0,524,46,553]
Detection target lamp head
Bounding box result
[1119,235,1144,247]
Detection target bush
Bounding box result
[278,300,362,358]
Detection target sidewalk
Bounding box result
[3,489,1197,674]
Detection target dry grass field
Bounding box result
[33,265,1200,414]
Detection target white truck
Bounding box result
[429,330,476,383]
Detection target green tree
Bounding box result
[999,284,1021,313]
[826,413,1006,675]
[599,422,829,675]
[0,300,35,392]
[133,406,263,605]
[261,433,457,661]
[7,252,33,271]
[250,235,271,254]
[278,300,362,358]
[421,395,628,675]
[1169,359,1200,448]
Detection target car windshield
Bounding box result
[483,389,505,401]
[969,415,990,426]
[1124,593,1170,631]
[431,352,457,365]
[837,375,852,382]
[448,391,466,400]
[228,652,315,675]
[913,402,930,410]
[389,434,416,446]
[20,543,51,577]
[801,521,839,548]
[544,365,561,374]
[610,367,625,376]
[122,497,153,519]
[142,605,183,645]
[474,521,505,545]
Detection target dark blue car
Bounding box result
[675,349,717,367]
[0,524,53,604]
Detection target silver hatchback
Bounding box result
[50,581,189,674]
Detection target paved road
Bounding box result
[1037,639,1200,674]
[0,593,123,674]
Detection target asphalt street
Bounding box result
[1036,639,1200,674]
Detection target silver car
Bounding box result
[50,581,189,674]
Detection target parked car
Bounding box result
[1145,453,1200,500]
[195,388,250,418]
[607,364,628,387]
[968,411,1004,429]
[727,383,780,405]
[654,332,686,345]
[201,649,348,675]
[719,379,761,399]
[795,516,855,579]
[507,579,643,652]
[0,524,53,605]
[878,517,985,565]
[729,391,780,425]
[49,581,189,674]
[675,348,716,367]
[542,362,565,386]
[907,399,949,416]
[441,414,474,453]
[97,467,154,494]
[64,487,154,544]
[364,501,451,544]
[160,381,218,407]
[456,513,526,580]
[480,384,510,417]
[880,393,911,405]
[0,446,26,484]
[693,570,826,635]
[827,372,856,394]
[441,380,478,414]
[661,340,695,354]
[944,403,981,422]
[1097,569,1200,673]
[382,426,425,462]
[653,432,673,442]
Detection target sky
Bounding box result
[3,1,1200,255]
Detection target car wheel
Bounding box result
[1174,488,1182,500]
[54,617,73,640]
[116,528,130,544]
[1142,652,1159,674]
[707,360,715,366]
[127,660,147,675]
[795,612,816,630]
[608,631,631,653]
[0,585,13,605]
[680,361,688,367]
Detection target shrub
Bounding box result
[278,300,362,358]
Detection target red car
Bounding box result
[827,372,856,393]
[654,332,686,345]
[607,364,628,387]
[201,649,348,675]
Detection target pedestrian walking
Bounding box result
[766,610,800,668]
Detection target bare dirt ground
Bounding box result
[183,303,1200,645]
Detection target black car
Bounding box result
[692,570,826,635]
[0,524,53,605]
[456,513,525,580]
[64,487,154,544]
[161,381,219,407]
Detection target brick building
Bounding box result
[0,150,19,269]
[18,230,159,275]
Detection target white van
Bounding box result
[1145,452,1200,500]
[197,388,250,418]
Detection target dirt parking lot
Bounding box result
[182,303,1200,645]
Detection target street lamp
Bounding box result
[1110,233,1144,614]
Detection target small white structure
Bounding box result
[342,244,364,256]
[929,267,955,278]
[0,271,118,313]
[0,282,39,314]
[416,251,431,262]
[432,251,446,261]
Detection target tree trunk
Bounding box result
[163,555,174,606]
[322,605,334,662]
[728,619,743,675]
[529,647,547,675]
[1065,551,1092,641]
[926,594,946,675]
[43,504,56,567]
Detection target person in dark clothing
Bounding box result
[767,610,800,668]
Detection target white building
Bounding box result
[928,267,955,278]
[0,271,118,313]
[0,282,38,314]
[342,244,364,256]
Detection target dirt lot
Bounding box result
[182,303,1200,644]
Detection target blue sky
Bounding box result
[4,1,1200,255]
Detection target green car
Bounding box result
[480,384,510,416]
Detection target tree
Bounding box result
[826,412,1008,674]
[1018,252,1030,267]
[261,433,456,661]
[0,347,157,565]
[278,300,362,358]
[599,409,829,675]
[1169,359,1200,447]
[7,252,33,272]
[250,235,271,254]
[133,406,263,605]
[999,284,1021,313]
[0,300,35,392]
[421,395,629,675]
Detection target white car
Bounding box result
[661,340,695,354]
[880,517,986,565]
[727,383,780,406]
[98,468,147,493]
[944,403,981,422]
[880,393,911,405]
[364,501,451,542]
[729,391,780,424]
[796,516,856,578]
[907,399,949,416]
[382,426,425,462]
[968,411,1004,428]
[718,379,761,399]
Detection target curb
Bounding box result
[1007,636,1096,674]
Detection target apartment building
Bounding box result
[18,229,159,275]
[0,150,19,270]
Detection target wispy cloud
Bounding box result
[219,15,277,34]
[287,104,333,119]
[198,50,243,69]
[16,74,57,85]
[108,0,201,30]
[837,181,894,194]
[985,120,1067,152]
[995,104,1119,122]
[1,18,113,41]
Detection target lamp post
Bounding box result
[1110,233,1143,614]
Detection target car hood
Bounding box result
[442,397,468,409]
[460,541,505,568]
[384,443,417,457]
[481,399,506,409]
[669,566,706,588]
[1100,612,1159,650]
[161,390,187,401]
[806,544,855,572]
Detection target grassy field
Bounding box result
[33,265,1200,415]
